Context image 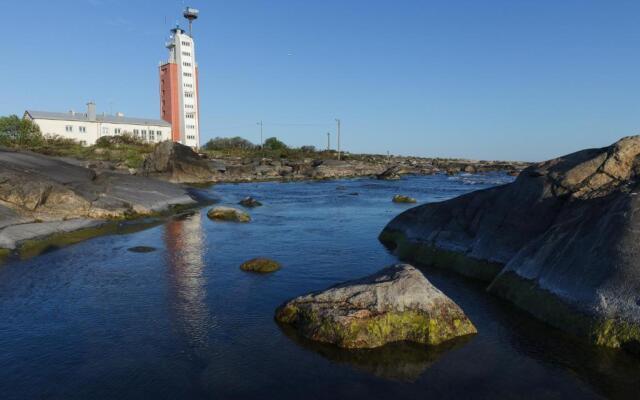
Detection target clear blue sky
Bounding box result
[1,0,638,161]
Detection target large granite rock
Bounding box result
[380,136,640,351]
[275,264,476,349]
[143,140,214,183]
[0,148,197,250]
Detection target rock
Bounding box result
[142,140,214,183]
[207,206,251,223]
[0,149,196,222]
[127,246,157,253]
[240,257,281,273]
[275,264,477,349]
[379,136,640,352]
[377,165,402,180]
[393,195,417,204]
[238,196,262,208]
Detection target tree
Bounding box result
[263,137,287,151]
[0,115,43,147]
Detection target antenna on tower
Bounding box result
[183,6,199,36]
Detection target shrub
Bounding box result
[204,136,256,151]
[263,137,287,151]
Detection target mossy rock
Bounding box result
[275,264,476,349]
[240,257,281,273]
[207,206,251,222]
[392,195,417,204]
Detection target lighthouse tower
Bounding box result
[159,7,200,148]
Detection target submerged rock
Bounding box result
[207,206,251,223]
[275,264,476,349]
[238,196,262,208]
[240,257,281,273]
[279,323,472,382]
[380,136,640,352]
[392,195,417,204]
[127,246,157,253]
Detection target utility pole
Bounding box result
[335,118,341,160]
[327,132,331,151]
[257,120,263,154]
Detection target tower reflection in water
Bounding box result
[164,212,213,351]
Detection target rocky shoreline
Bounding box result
[380,136,640,354]
[0,147,206,258]
[0,142,525,260]
[140,141,529,184]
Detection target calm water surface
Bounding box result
[1,174,639,399]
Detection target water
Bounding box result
[1,174,639,399]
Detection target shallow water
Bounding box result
[1,174,639,399]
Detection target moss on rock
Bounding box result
[392,195,417,204]
[240,257,281,273]
[488,271,640,353]
[379,230,503,282]
[275,264,477,349]
[207,206,251,223]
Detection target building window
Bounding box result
[114,128,121,135]
[157,132,162,140]
[182,51,191,57]
[80,140,87,146]
[181,41,191,47]
[184,92,193,98]
[133,129,139,137]
[65,125,73,132]
[185,104,194,109]
[186,113,195,119]
[184,83,193,88]
[183,72,192,77]
[149,131,155,141]
[141,130,147,140]
[103,127,109,135]
[183,62,192,67]
[79,126,86,133]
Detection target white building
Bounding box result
[24,102,172,146]
[159,23,201,148]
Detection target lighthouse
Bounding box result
[159,7,200,148]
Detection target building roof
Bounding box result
[24,110,171,127]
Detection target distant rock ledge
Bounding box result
[379,136,640,353]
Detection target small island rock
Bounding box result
[275,264,476,349]
[207,206,251,222]
[239,196,262,208]
[393,195,417,204]
[240,258,281,273]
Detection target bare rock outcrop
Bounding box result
[379,136,640,352]
[0,148,197,250]
[143,140,215,183]
[275,264,476,349]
